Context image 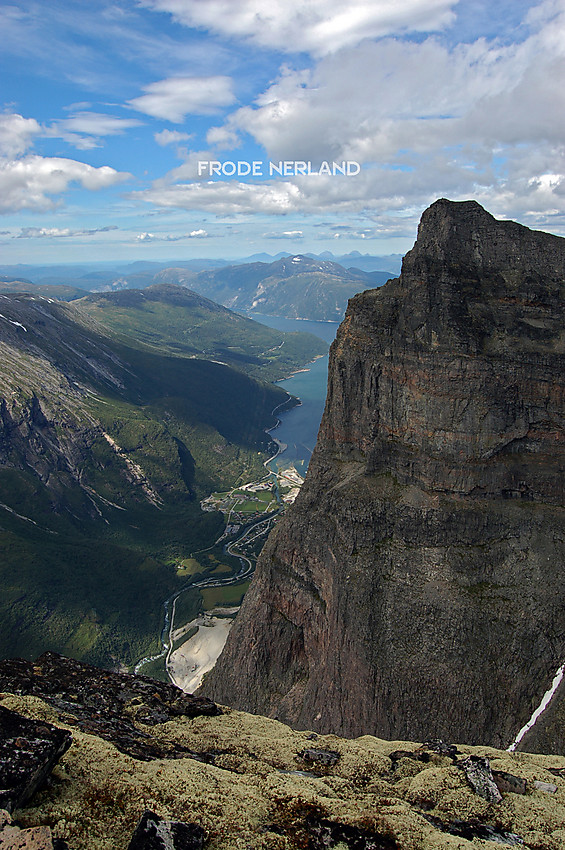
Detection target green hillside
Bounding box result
[76,283,326,380]
[0,293,295,668]
[0,278,84,300]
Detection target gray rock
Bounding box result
[533,780,558,793]
[424,814,523,846]
[492,770,527,795]
[0,653,221,762]
[297,748,340,766]
[306,817,397,849]
[127,811,205,850]
[457,756,503,803]
[0,705,72,814]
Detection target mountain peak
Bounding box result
[403,197,565,287]
[203,201,565,751]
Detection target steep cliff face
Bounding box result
[203,199,565,751]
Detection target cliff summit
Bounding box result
[202,199,565,752]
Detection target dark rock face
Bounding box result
[0,652,221,761]
[0,705,71,813]
[203,199,565,749]
[127,811,205,850]
[306,817,398,849]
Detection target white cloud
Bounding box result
[141,0,458,56]
[0,113,41,158]
[128,76,235,122]
[17,225,119,238]
[165,5,564,226]
[263,230,304,239]
[136,179,303,215]
[136,229,208,242]
[154,129,192,146]
[206,125,241,149]
[0,155,131,213]
[46,112,143,149]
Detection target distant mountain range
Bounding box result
[0,251,400,321]
[0,251,401,284]
[0,288,323,669]
[155,255,393,321]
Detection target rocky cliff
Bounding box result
[202,199,565,752]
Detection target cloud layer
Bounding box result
[134,0,565,229]
[141,0,458,55]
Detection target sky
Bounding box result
[2,0,565,264]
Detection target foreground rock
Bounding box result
[127,811,205,849]
[0,808,69,849]
[0,652,220,761]
[203,199,565,752]
[3,674,565,850]
[0,706,71,813]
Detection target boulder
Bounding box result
[0,705,71,813]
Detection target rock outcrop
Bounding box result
[202,199,565,751]
[3,654,565,849]
[0,652,221,761]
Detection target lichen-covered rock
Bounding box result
[127,810,205,849]
[3,679,565,850]
[203,199,565,752]
[0,653,220,762]
[0,705,71,813]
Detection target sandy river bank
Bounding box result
[167,607,238,693]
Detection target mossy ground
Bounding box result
[4,693,565,850]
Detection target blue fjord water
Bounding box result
[246,314,340,474]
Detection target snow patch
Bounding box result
[508,661,565,751]
[0,313,27,331]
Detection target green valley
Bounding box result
[0,291,321,670]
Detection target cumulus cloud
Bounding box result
[206,125,241,149]
[0,113,41,158]
[141,0,457,56]
[168,5,565,226]
[128,76,235,121]
[0,155,130,213]
[135,179,303,215]
[154,129,192,146]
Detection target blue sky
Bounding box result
[1,0,565,263]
